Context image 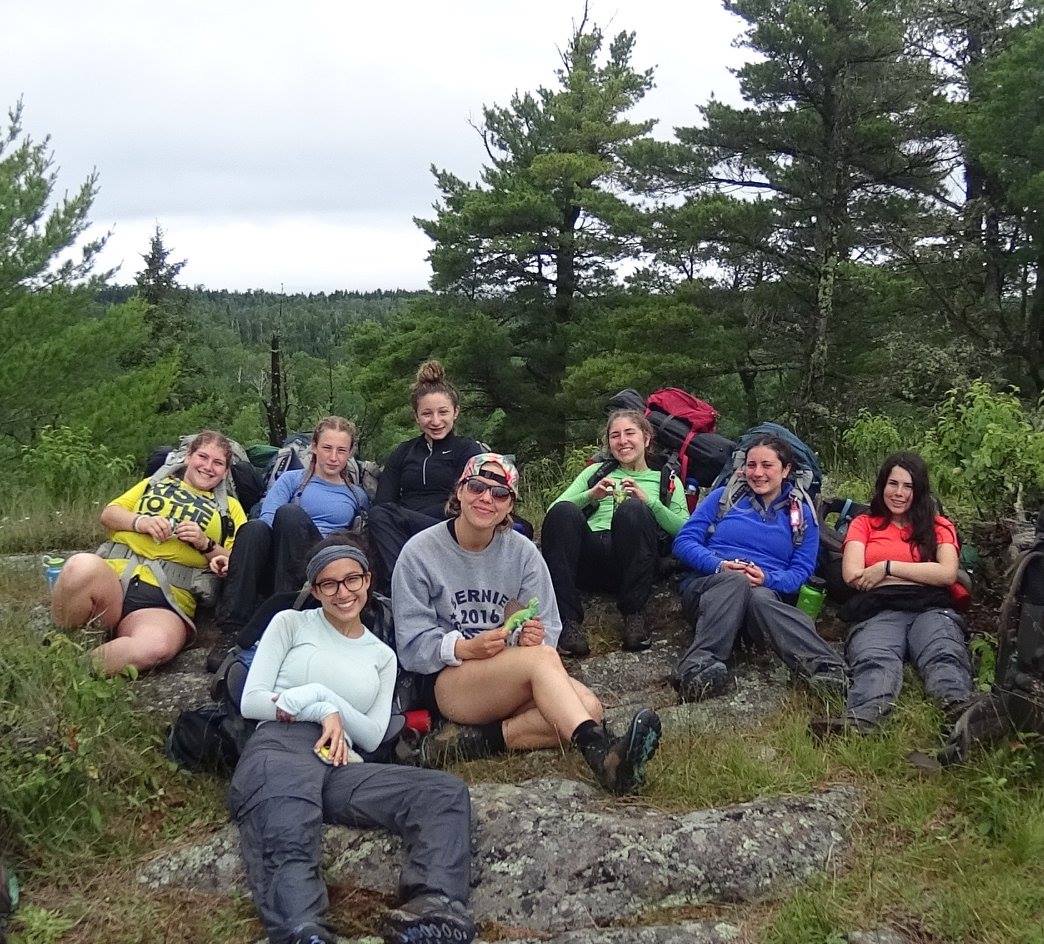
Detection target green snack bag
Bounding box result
[504,597,540,644]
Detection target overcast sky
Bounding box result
[3,1,748,293]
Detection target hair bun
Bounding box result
[415,359,445,385]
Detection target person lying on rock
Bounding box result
[231,540,476,944]
[51,430,246,675]
[541,409,690,656]
[672,434,848,702]
[392,452,663,795]
[815,452,973,736]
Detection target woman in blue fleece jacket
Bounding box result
[672,434,847,702]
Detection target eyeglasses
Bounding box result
[464,477,514,501]
[314,572,367,596]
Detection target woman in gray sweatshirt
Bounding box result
[393,453,662,796]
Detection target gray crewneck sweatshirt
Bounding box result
[392,521,562,675]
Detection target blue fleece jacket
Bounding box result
[673,483,818,596]
[259,469,369,537]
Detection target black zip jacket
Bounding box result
[375,433,483,519]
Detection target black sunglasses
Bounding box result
[464,477,514,501]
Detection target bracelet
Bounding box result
[131,514,141,533]
[885,560,892,577]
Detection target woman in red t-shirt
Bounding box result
[837,452,973,730]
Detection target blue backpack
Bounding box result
[708,422,822,547]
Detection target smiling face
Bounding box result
[312,558,370,630]
[608,416,650,469]
[744,444,791,502]
[182,441,229,491]
[415,392,459,443]
[882,464,914,521]
[314,429,352,481]
[456,464,514,532]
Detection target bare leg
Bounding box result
[95,608,189,675]
[51,554,124,631]
[502,680,603,750]
[435,646,601,749]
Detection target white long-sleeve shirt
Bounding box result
[239,607,396,753]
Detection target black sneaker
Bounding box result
[584,708,662,795]
[383,894,476,944]
[290,922,336,944]
[418,723,497,768]
[808,715,874,741]
[622,613,651,652]
[557,619,590,658]
[677,661,730,703]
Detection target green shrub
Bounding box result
[840,410,904,482]
[920,381,1044,518]
[16,426,134,503]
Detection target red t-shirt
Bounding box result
[843,514,958,566]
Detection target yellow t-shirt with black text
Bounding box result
[105,476,247,617]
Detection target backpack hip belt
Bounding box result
[96,540,210,630]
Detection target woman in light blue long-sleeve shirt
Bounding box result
[230,538,478,944]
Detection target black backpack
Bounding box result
[164,650,256,776]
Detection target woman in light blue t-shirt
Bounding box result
[216,416,369,644]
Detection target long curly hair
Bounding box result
[869,452,938,562]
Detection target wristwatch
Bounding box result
[202,537,216,554]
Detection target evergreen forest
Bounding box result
[1,0,1042,510]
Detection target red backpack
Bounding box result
[645,388,719,483]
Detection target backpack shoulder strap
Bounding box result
[707,473,748,539]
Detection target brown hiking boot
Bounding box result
[622,613,651,651]
[557,619,590,658]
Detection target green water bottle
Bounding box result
[796,577,826,620]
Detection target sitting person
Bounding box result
[367,360,482,591]
[672,434,847,701]
[392,452,662,795]
[52,431,246,675]
[830,452,973,732]
[542,409,689,656]
[216,416,368,644]
[232,541,476,944]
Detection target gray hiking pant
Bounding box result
[229,722,472,944]
[845,607,972,725]
[675,569,844,682]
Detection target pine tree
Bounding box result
[643,0,947,428]
[414,13,655,449]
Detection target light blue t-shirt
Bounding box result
[259,468,368,536]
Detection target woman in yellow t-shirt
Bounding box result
[51,431,246,675]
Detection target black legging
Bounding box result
[217,504,321,634]
[540,498,660,624]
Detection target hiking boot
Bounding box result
[676,661,730,703]
[290,923,336,944]
[622,613,651,652]
[205,641,233,674]
[579,708,662,795]
[808,715,874,741]
[418,723,497,768]
[383,894,476,944]
[557,619,590,658]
